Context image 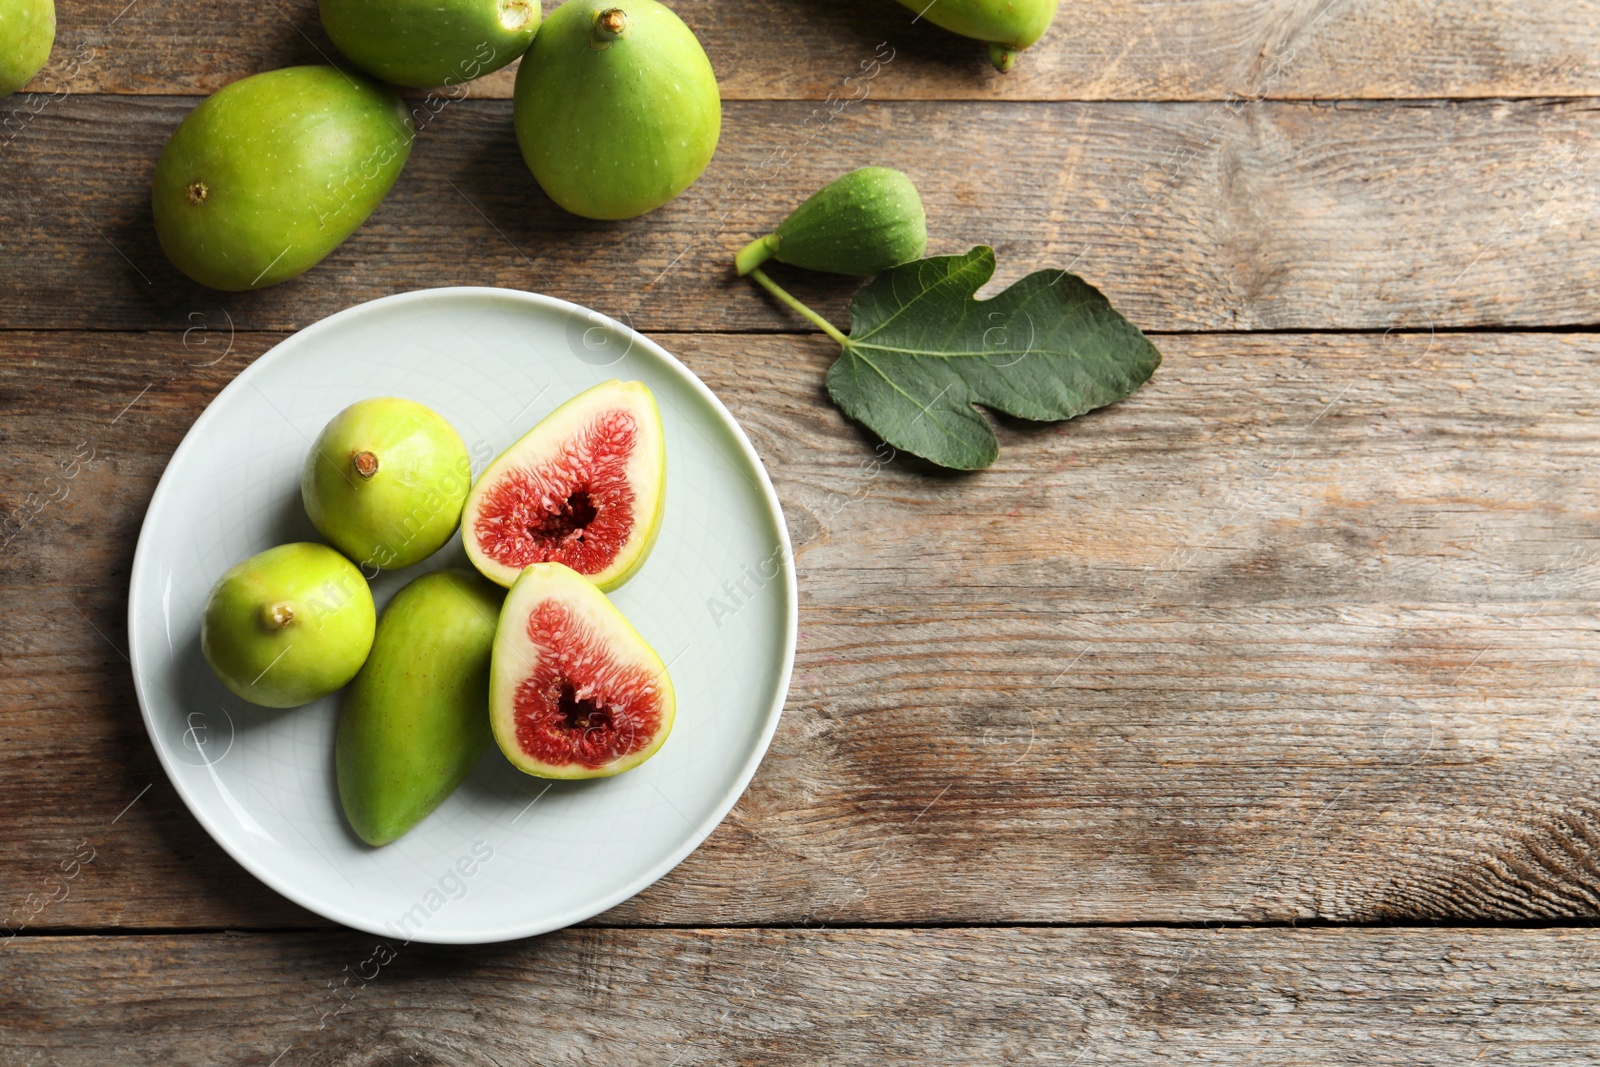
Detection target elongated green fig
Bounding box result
[202,543,376,708]
[894,0,1058,71]
[513,0,721,220]
[152,66,412,291]
[0,0,53,96]
[735,167,926,277]
[490,562,675,779]
[320,0,538,89]
[302,397,471,572]
[337,570,502,846]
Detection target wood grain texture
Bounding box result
[5,96,1600,334]
[4,927,1600,1064]
[4,329,1599,929]
[20,0,1600,100]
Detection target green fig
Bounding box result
[734,167,926,277]
[320,0,538,89]
[152,66,412,291]
[894,0,1059,71]
[0,0,53,97]
[513,0,721,220]
[337,569,502,846]
[302,397,472,572]
[201,543,376,708]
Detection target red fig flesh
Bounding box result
[490,562,675,778]
[464,380,665,590]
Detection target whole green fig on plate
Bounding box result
[152,66,412,291]
[735,167,926,277]
[302,397,471,572]
[0,0,53,97]
[894,0,1059,71]
[320,0,538,89]
[513,0,721,220]
[201,542,376,708]
[337,569,501,846]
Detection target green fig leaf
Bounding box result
[824,246,1162,470]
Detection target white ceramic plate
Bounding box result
[128,287,796,944]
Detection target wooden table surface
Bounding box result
[5,0,1600,1062]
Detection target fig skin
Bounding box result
[512,0,721,220]
[462,379,666,591]
[891,0,1059,71]
[735,167,927,277]
[0,0,54,97]
[337,569,503,846]
[490,562,676,779]
[320,0,538,90]
[151,66,412,291]
[302,397,472,572]
[201,543,376,708]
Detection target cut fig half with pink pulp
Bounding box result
[464,379,666,591]
[491,562,676,779]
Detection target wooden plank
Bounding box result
[3,329,1599,929]
[4,97,1600,333]
[23,0,1600,101]
[3,927,1599,1063]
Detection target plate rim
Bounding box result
[127,285,798,944]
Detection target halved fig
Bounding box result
[464,380,665,590]
[491,562,676,779]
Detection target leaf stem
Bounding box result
[747,268,851,347]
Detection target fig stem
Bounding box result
[988,42,1017,72]
[591,7,627,46]
[734,234,781,276]
[352,450,379,478]
[747,268,850,347]
[262,602,295,630]
[500,0,533,29]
